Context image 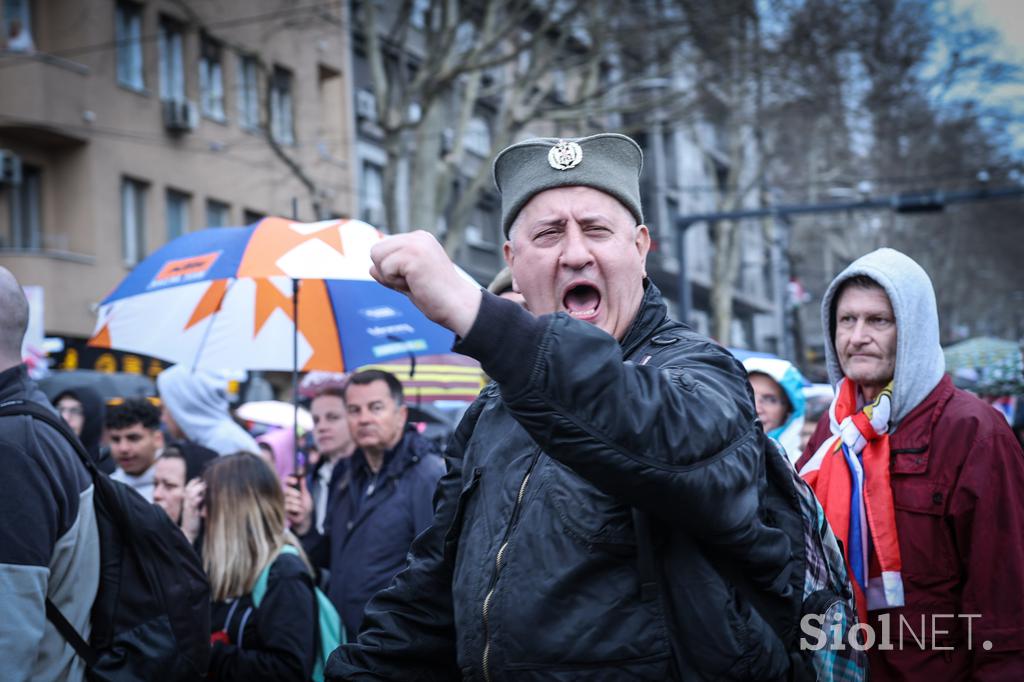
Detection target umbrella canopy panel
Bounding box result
[89,218,459,372]
[360,353,486,404]
[943,336,1024,395]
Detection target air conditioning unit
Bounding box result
[355,89,377,121]
[0,149,23,186]
[162,99,199,132]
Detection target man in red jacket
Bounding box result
[797,248,1024,680]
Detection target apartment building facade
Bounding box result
[0,0,354,345]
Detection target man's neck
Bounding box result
[858,383,885,404]
[363,448,385,473]
[362,434,403,474]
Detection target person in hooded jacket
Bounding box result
[742,356,806,464]
[157,364,259,457]
[797,248,1024,680]
[53,385,115,473]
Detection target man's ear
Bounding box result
[502,242,521,292]
[154,427,165,451]
[635,224,651,277]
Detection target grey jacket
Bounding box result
[0,364,100,682]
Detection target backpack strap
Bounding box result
[0,399,98,473]
[45,598,99,668]
[251,544,302,608]
[0,399,101,668]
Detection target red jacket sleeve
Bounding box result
[949,429,1024,679]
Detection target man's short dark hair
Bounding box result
[105,397,162,431]
[344,369,404,406]
[836,274,884,298]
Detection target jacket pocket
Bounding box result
[891,478,958,581]
[443,467,482,563]
[541,461,636,553]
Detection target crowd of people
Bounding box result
[2,130,1023,682]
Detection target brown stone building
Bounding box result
[0,0,354,344]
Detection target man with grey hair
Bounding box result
[0,267,100,681]
[326,135,819,680]
[797,248,1024,679]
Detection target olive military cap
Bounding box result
[492,133,644,237]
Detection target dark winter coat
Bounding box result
[304,427,445,635]
[208,552,317,682]
[799,374,1024,681]
[326,283,796,681]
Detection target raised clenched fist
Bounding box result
[369,231,482,337]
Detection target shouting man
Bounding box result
[326,134,809,680]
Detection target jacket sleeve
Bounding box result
[408,456,447,539]
[0,438,59,682]
[208,558,317,682]
[455,293,765,538]
[949,429,1024,679]
[325,398,488,681]
[299,527,329,573]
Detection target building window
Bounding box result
[269,66,294,145]
[6,164,42,250]
[199,35,225,121]
[166,189,190,241]
[205,199,230,227]
[465,116,492,157]
[237,54,260,130]
[3,0,34,52]
[115,2,145,91]
[243,209,265,225]
[358,161,385,227]
[121,178,147,265]
[158,17,185,102]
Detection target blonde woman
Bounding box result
[198,453,317,681]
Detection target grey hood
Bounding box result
[820,247,945,426]
[157,364,259,456]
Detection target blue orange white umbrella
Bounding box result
[89,217,462,372]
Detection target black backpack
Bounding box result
[634,435,867,681]
[0,400,211,681]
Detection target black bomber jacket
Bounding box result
[327,282,793,681]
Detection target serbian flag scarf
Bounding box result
[799,378,904,623]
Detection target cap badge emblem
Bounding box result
[548,140,583,170]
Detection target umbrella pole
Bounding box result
[292,277,301,476]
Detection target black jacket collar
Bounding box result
[619,281,670,358]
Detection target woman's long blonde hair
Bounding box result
[202,452,310,601]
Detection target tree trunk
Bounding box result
[408,102,445,232]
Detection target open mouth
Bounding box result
[563,283,601,320]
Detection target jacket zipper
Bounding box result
[482,455,537,682]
